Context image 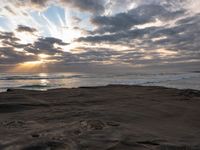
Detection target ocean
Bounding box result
[0,72,200,92]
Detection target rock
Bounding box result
[106,121,120,127]
[80,120,105,130]
[31,133,40,138]
[7,88,13,92]
[179,89,200,97]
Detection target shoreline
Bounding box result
[3,84,200,93]
[0,85,200,149]
[0,71,200,93]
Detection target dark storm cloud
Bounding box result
[16,25,37,33]
[91,4,185,34]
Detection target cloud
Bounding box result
[13,0,51,10]
[91,4,185,34]
[78,14,200,53]
[0,31,20,42]
[30,0,50,7]
[0,0,200,72]
[0,31,31,48]
[4,6,16,15]
[0,30,70,64]
[71,16,82,24]
[75,47,120,62]
[8,0,106,14]
[36,37,69,46]
[16,25,37,33]
[77,3,199,53]
[60,0,106,14]
[77,5,200,67]
[0,46,37,64]
[24,37,69,55]
[77,27,156,43]
[104,0,136,15]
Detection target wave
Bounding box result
[0,74,86,81]
[18,84,52,88]
[0,72,200,92]
[1,72,199,81]
[3,83,63,91]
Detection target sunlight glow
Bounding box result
[41,11,82,43]
[135,18,163,29]
[38,53,50,60]
[143,55,153,60]
[14,31,38,44]
[11,58,59,73]
[39,73,48,77]
[11,61,46,73]
[152,36,167,42]
[156,49,178,57]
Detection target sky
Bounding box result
[0,0,200,73]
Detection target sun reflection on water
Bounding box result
[38,73,49,87]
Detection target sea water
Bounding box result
[0,72,200,92]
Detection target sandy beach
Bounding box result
[0,85,200,150]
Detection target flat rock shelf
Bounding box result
[0,85,200,150]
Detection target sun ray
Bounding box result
[11,61,47,73]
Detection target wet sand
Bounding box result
[0,85,200,150]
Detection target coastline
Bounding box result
[1,71,200,92]
[0,85,200,150]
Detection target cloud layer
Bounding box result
[0,0,200,72]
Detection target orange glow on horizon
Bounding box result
[9,52,59,73]
[11,61,48,73]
